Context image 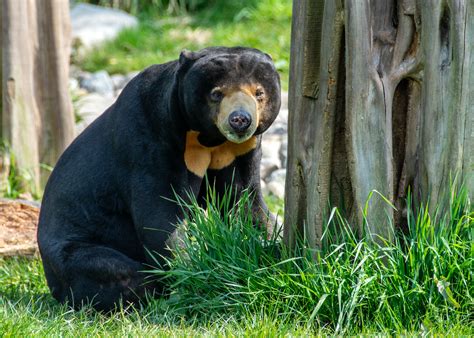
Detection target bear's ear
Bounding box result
[179,49,199,66]
[264,53,273,61]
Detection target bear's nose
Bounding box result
[228,110,252,133]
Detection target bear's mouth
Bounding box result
[216,90,258,144]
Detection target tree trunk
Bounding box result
[285,0,473,247]
[2,0,74,192]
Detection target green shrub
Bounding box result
[0,141,41,199]
[150,184,473,334]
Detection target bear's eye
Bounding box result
[255,87,265,100]
[210,88,224,102]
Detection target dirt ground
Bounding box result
[0,199,40,257]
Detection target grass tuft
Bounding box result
[1,183,472,335]
[149,183,473,334]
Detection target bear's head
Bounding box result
[177,47,281,146]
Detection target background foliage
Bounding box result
[76,0,292,89]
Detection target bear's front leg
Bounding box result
[130,167,203,265]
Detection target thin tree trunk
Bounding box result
[285,0,474,248]
[2,0,74,191]
[36,0,75,184]
[2,0,41,191]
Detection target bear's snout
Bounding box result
[216,90,258,144]
[228,110,252,133]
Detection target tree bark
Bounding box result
[284,0,345,248]
[2,0,74,191]
[285,0,473,248]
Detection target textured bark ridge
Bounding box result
[285,0,473,247]
[2,0,74,189]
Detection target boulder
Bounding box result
[266,181,285,199]
[70,3,138,50]
[111,74,127,91]
[266,169,286,199]
[260,159,279,182]
[79,70,115,97]
[75,93,116,134]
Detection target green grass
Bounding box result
[0,260,318,336]
[0,141,42,200]
[264,193,284,216]
[76,0,292,89]
[1,183,472,335]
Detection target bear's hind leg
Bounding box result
[47,242,153,311]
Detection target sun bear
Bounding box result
[37,46,281,311]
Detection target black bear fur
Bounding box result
[37,47,281,311]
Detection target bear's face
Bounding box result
[178,47,281,145]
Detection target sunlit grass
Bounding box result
[76,0,292,89]
[151,183,473,334]
[1,183,472,335]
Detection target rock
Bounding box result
[75,93,116,134]
[266,181,285,199]
[70,3,138,50]
[261,134,283,159]
[113,71,140,96]
[266,108,288,136]
[79,70,115,97]
[260,159,279,181]
[268,169,287,185]
[266,121,287,136]
[69,64,83,78]
[266,169,286,199]
[281,91,288,110]
[261,133,284,182]
[75,70,92,83]
[125,71,140,82]
[111,74,127,91]
[277,108,288,123]
[69,77,79,92]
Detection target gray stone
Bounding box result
[266,181,285,199]
[260,180,268,195]
[266,169,286,199]
[281,91,288,110]
[75,70,92,83]
[112,72,140,96]
[111,74,127,91]
[79,70,115,97]
[268,169,287,185]
[260,159,279,182]
[261,134,283,160]
[261,134,284,183]
[75,93,116,134]
[70,3,138,50]
[266,121,287,136]
[276,108,288,123]
[125,71,140,82]
[266,108,288,136]
[69,78,79,92]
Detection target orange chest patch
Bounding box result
[184,131,257,177]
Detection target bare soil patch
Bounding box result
[0,199,40,257]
